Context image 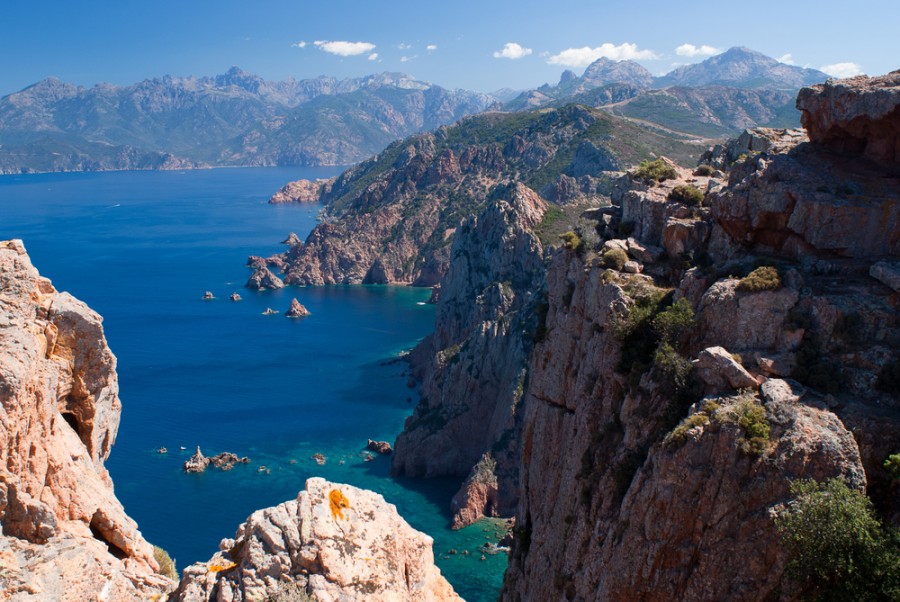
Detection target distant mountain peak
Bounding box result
[655,46,827,89]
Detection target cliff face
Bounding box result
[392,183,547,526]
[269,105,702,287]
[0,240,171,600]
[173,477,461,602]
[498,71,900,600]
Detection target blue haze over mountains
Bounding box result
[0,47,829,174]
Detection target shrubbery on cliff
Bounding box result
[776,478,900,601]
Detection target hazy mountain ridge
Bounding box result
[0,68,499,173]
[506,47,829,137]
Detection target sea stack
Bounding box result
[285,298,310,318]
[245,266,284,290]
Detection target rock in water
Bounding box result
[245,266,284,290]
[366,439,393,454]
[281,231,301,245]
[229,292,242,301]
[183,446,210,473]
[285,298,311,318]
[0,239,172,600]
[172,478,462,601]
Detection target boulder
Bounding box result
[281,232,301,246]
[172,478,462,602]
[870,261,900,293]
[693,346,759,394]
[245,267,284,290]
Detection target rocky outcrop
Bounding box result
[245,266,284,290]
[449,454,500,530]
[183,447,250,473]
[269,177,336,204]
[0,240,171,600]
[705,128,900,261]
[172,477,461,602]
[797,70,900,166]
[259,105,701,286]
[392,183,548,527]
[285,298,310,318]
[500,253,870,601]
[366,440,392,454]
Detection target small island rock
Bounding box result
[184,446,210,473]
[366,439,393,455]
[229,292,242,301]
[285,298,311,318]
[281,232,301,246]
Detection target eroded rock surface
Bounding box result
[797,70,900,166]
[172,477,461,602]
[0,239,171,601]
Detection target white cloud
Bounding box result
[675,44,721,58]
[398,43,412,50]
[820,62,864,78]
[312,40,376,57]
[291,41,307,49]
[400,55,418,63]
[777,53,795,65]
[493,42,533,60]
[368,53,379,61]
[547,43,658,67]
[426,44,438,52]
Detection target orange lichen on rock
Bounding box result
[209,561,236,573]
[329,488,350,520]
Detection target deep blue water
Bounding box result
[0,167,506,601]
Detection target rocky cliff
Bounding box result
[0,240,464,601]
[263,104,702,287]
[173,477,460,602]
[0,239,172,600]
[496,71,900,600]
[392,183,547,527]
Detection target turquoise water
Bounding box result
[0,168,506,601]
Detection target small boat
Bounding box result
[180,446,187,451]
[202,291,215,300]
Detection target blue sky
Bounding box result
[1,0,897,95]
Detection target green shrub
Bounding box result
[665,412,710,448]
[668,184,705,207]
[776,478,900,601]
[559,231,584,254]
[601,247,628,271]
[715,394,771,455]
[694,164,716,176]
[736,266,781,292]
[152,545,178,581]
[652,298,694,344]
[633,158,678,183]
[885,454,900,480]
[654,342,694,397]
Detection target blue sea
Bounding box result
[0,167,506,601]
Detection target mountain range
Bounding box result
[0,47,830,174]
[0,69,498,174]
[506,47,828,136]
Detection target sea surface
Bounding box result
[0,167,507,601]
